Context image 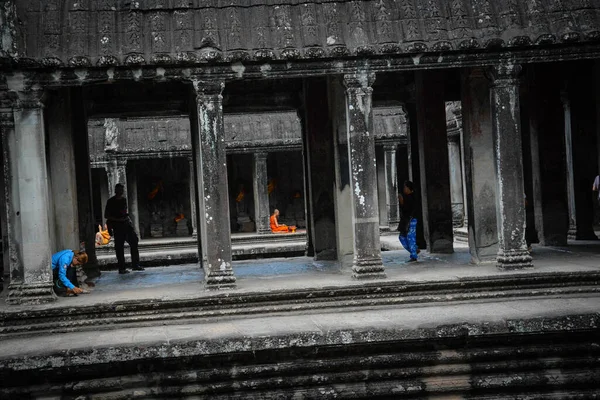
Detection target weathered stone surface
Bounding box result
[1,268,599,338]
[344,71,385,279]
[5,0,600,67]
[489,62,533,270]
[252,152,270,235]
[461,69,498,263]
[46,88,79,251]
[4,86,55,305]
[446,101,465,228]
[383,144,400,228]
[191,80,236,289]
[0,298,599,398]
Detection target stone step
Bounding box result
[2,270,599,339]
[1,298,599,398]
[95,233,308,266]
[454,227,469,243]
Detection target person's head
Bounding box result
[103,224,108,230]
[72,251,88,266]
[115,183,125,197]
[273,209,280,217]
[403,180,414,195]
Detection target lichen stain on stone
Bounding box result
[260,64,272,75]
[6,72,24,92]
[74,69,88,81]
[106,68,115,80]
[156,67,166,78]
[231,62,245,78]
[51,71,62,81]
[132,68,142,81]
[412,54,422,65]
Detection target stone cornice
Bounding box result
[3,43,600,88]
[3,0,600,68]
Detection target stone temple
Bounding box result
[1,0,600,397]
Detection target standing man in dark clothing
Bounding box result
[105,183,144,274]
[398,180,419,262]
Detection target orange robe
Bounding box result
[96,229,111,245]
[270,215,290,233]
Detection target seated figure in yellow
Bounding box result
[95,224,111,246]
[270,209,296,233]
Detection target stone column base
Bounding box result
[6,282,56,305]
[352,258,386,280]
[496,250,533,270]
[205,271,237,290]
[256,227,272,235]
[567,224,577,240]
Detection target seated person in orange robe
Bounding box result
[95,224,111,246]
[270,209,296,233]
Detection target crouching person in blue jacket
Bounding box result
[51,250,88,296]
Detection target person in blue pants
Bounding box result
[398,180,419,262]
[51,249,88,296]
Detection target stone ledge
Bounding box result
[1,270,599,338]
[0,303,599,398]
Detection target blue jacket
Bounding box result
[51,250,76,290]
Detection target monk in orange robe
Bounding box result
[95,224,111,246]
[270,209,296,233]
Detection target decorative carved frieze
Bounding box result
[5,0,600,67]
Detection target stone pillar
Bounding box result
[376,147,388,227]
[383,144,400,229]
[561,92,578,240]
[99,168,110,224]
[405,103,427,250]
[460,68,498,263]
[0,86,15,287]
[526,65,568,246]
[447,129,464,227]
[5,89,56,304]
[415,71,454,253]
[188,156,198,238]
[565,62,599,240]
[253,152,271,234]
[106,159,127,198]
[302,78,337,260]
[459,127,468,227]
[127,163,140,235]
[330,77,354,267]
[190,80,235,289]
[343,72,385,279]
[46,89,79,251]
[596,60,600,228]
[0,127,7,282]
[71,87,96,263]
[489,63,533,270]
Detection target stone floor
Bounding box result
[1,293,598,360]
[2,235,599,310]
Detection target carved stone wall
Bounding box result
[88,108,406,159]
[6,0,600,67]
[224,112,302,150]
[373,106,408,142]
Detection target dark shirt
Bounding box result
[104,196,129,221]
[401,192,416,219]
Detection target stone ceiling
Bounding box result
[1,0,599,68]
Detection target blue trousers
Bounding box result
[399,218,418,259]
